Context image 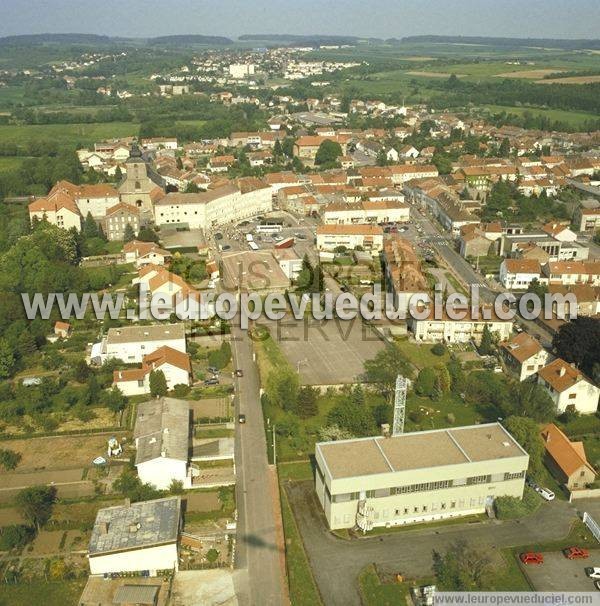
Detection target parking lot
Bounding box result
[522,550,600,591]
[260,315,384,385]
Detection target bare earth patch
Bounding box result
[0,434,113,472]
[537,75,600,84]
[494,69,565,79]
[406,71,465,78]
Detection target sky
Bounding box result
[0,0,598,39]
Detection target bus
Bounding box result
[248,241,260,251]
[255,224,283,234]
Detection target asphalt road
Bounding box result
[287,481,579,606]
[230,323,288,606]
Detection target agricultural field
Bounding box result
[0,121,140,148]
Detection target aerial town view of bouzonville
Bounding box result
[0,1,599,605]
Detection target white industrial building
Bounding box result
[409,309,513,344]
[88,497,181,576]
[322,200,410,225]
[316,224,385,253]
[315,423,528,530]
[134,397,190,490]
[153,179,272,230]
[90,323,186,364]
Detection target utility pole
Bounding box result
[272,424,276,466]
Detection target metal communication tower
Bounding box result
[392,374,408,436]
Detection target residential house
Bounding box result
[123,240,172,268]
[113,346,193,396]
[499,259,543,290]
[537,359,599,414]
[499,332,550,381]
[101,202,141,241]
[133,397,191,489]
[540,423,596,492]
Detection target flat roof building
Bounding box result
[88,497,181,576]
[315,422,528,530]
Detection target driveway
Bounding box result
[285,480,579,606]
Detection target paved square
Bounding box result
[260,316,384,385]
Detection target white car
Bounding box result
[586,568,600,580]
[536,486,555,501]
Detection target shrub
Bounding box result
[0,448,21,471]
[0,525,34,550]
[431,343,446,356]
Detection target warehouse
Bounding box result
[315,423,528,530]
[88,497,181,576]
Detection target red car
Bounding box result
[563,547,590,560]
[520,552,544,565]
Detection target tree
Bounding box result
[504,416,545,477]
[0,448,21,471]
[149,370,168,397]
[137,227,159,243]
[431,343,446,356]
[266,366,299,413]
[479,325,494,355]
[123,223,136,243]
[207,342,232,370]
[0,524,34,551]
[297,386,319,419]
[113,467,160,502]
[498,137,511,158]
[72,359,90,383]
[501,383,555,422]
[169,479,184,495]
[553,317,600,378]
[527,278,548,299]
[315,139,342,166]
[363,345,413,403]
[206,548,219,563]
[104,386,127,413]
[0,338,15,379]
[318,424,354,441]
[15,485,57,532]
[415,367,436,397]
[433,540,493,591]
[327,392,374,437]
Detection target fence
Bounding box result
[582,511,600,543]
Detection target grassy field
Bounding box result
[0,579,87,606]
[358,564,410,606]
[481,104,598,128]
[0,122,140,147]
[395,338,450,369]
[280,485,323,606]
[0,156,27,172]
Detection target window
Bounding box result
[467,474,491,486]
[440,503,446,510]
[504,471,525,481]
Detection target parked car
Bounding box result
[238,413,246,424]
[563,547,590,560]
[214,232,223,240]
[536,486,555,501]
[204,377,219,386]
[219,244,231,251]
[586,568,600,579]
[520,552,544,565]
[235,369,243,377]
[207,366,219,374]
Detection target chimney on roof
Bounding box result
[99,521,109,535]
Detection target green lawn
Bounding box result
[280,486,323,606]
[278,460,314,482]
[406,393,486,432]
[0,579,87,606]
[358,564,410,606]
[395,339,450,369]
